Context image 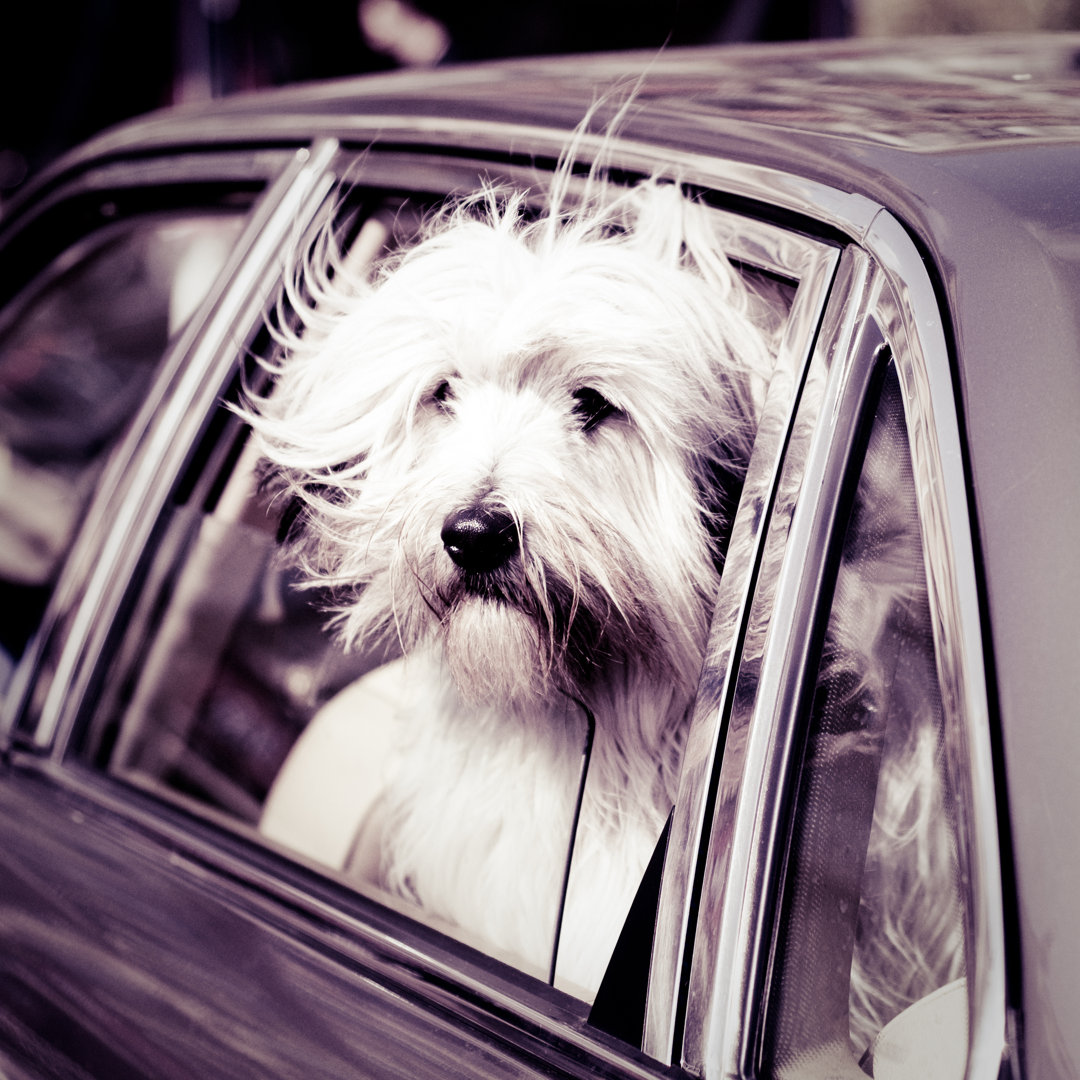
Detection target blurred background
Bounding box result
[3,0,1080,202]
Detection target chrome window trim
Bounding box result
[683,245,881,1076]
[643,234,840,1060]
[864,211,1007,1080]
[410,125,881,245]
[99,117,884,243]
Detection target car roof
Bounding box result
[75,33,1080,153]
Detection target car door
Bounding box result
[0,128,1004,1080]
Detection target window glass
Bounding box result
[763,363,967,1080]
[79,185,796,1022]
[0,211,246,688]
[92,435,358,824]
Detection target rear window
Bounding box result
[76,176,803,1023]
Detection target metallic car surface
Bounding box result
[2,31,1078,1080]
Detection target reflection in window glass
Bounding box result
[0,212,245,686]
[764,364,966,1080]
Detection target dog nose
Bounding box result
[441,505,518,572]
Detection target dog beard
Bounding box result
[440,596,551,705]
[428,542,662,708]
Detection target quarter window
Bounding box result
[763,363,967,1079]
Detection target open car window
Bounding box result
[72,167,824,1046]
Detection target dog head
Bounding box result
[249,180,773,709]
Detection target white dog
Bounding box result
[249,176,775,997]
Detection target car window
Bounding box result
[763,361,967,1080]
[75,176,809,1030]
[0,212,246,691]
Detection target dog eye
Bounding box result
[431,380,454,409]
[572,387,618,432]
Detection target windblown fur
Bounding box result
[249,174,774,994]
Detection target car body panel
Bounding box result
[0,759,682,1080]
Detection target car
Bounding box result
[1,30,1078,1080]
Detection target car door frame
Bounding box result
[662,209,1007,1079]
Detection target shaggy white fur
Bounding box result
[249,174,776,995]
